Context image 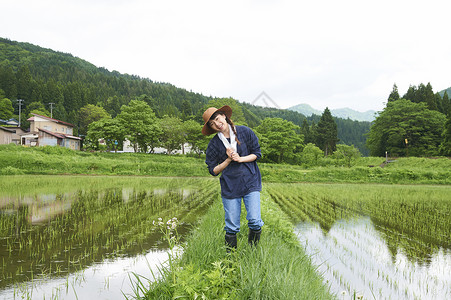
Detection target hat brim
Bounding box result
[202,105,233,135]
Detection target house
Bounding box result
[24,113,82,150]
[0,118,19,126]
[0,126,15,145]
[0,126,26,145]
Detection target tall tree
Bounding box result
[440,113,451,155]
[424,83,437,111]
[0,96,14,120]
[78,104,111,136]
[183,119,208,156]
[316,107,339,156]
[0,66,17,99]
[117,99,161,153]
[85,118,124,151]
[158,116,185,155]
[301,119,313,144]
[442,91,450,116]
[387,83,400,103]
[367,99,446,156]
[403,85,418,103]
[255,117,303,163]
[26,101,50,118]
[16,66,33,101]
[181,99,193,120]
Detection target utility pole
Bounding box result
[48,102,55,118]
[17,99,24,127]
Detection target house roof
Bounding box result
[38,128,82,140]
[6,118,19,125]
[38,128,65,139]
[0,126,16,133]
[28,113,74,127]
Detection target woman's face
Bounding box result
[208,113,228,133]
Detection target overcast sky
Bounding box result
[2,0,450,112]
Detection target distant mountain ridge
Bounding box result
[438,87,451,97]
[288,103,376,122]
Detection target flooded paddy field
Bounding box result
[267,183,451,300]
[0,175,218,299]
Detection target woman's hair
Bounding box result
[209,111,241,145]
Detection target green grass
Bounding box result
[132,191,334,299]
[1,144,450,184]
[0,144,207,176]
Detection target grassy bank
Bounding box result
[132,191,335,299]
[1,144,450,184]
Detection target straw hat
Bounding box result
[201,105,232,135]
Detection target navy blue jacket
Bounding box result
[205,125,262,198]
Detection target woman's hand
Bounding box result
[226,147,235,158]
[226,148,243,162]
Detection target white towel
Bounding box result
[218,124,237,152]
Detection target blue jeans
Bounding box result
[222,191,264,234]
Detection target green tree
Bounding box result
[333,144,361,167]
[440,114,451,155]
[0,66,17,99]
[0,97,14,120]
[43,79,64,107]
[423,83,437,111]
[184,119,208,156]
[16,65,33,101]
[442,91,450,116]
[301,119,313,144]
[85,118,124,151]
[158,116,185,155]
[181,99,193,120]
[26,101,50,118]
[316,107,339,156]
[387,83,400,102]
[117,99,161,153]
[53,102,68,123]
[300,143,324,167]
[255,118,303,163]
[79,104,111,136]
[402,83,438,111]
[367,99,446,157]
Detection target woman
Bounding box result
[202,105,264,251]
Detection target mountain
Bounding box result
[288,103,376,122]
[288,103,322,117]
[439,87,451,97]
[0,37,371,155]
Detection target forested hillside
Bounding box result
[1,37,371,155]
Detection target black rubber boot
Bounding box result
[248,228,261,246]
[225,233,237,253]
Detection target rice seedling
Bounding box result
[266,182,451,299]
[0,175,218,298]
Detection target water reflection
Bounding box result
[295,217,451,300]
[0,248,170,300]
[0,177,217,298]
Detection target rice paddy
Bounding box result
[0,175,218,299]
[1,174,450,299]
[267,183,451,299]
